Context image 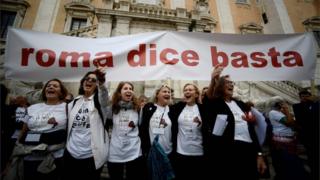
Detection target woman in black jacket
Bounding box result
[202,75,266,180]
[169,83,206,180]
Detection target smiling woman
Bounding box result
[63,68,110,180]
[106,81,145,180]
[17,78,68,180]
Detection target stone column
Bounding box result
[96,15,113,38]
[32,0,60,32]
[113,17,131,36]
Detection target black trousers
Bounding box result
[107,156,146,180]
[62,149,102,180]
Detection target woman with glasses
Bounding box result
[63,68,109,180]
[202,75,267,180]
[106,82,144,180]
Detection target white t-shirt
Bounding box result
[25,103,67,132]
[225,100,252,143]
[108,109,142,162]
[177,104,203,156]
[149,104,172,154]
[24,102,67,160]
[269,110,294,137]
[11,107,27,139]
[67,100,93,159]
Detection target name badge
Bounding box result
[152,128,165,135]
[25,133,41,142]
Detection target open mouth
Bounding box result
[184,94,192,99]
[163,96,170,100]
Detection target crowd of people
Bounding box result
[1,65,319,180]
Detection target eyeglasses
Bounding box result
[84,77,97,83]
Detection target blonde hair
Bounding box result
[152,84,172,103]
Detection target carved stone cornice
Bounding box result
[62,24,98,37]
[303,16,320,31]
[239,22,263,34]
[0,0,30,10]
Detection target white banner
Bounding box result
[4,28,317,82]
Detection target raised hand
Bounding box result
[94,66,107,85]
[212,63,224,80]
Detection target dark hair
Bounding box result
[273,101,283,110]
[78,71,98,95]
[212,75,230,99]
[112,82,139,114]
[1,84,8,106]
[41,79,68,102]
[298,90,311,97]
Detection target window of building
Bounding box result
[0,10,17,39]
[236,0,248,4]
[70,18,87,31]
[313,30,320,47]
[262,12,268,24]
[303,16,320,47]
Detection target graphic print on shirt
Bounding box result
[180,107,201,140]
[16,107,27,123]
[72,102,90,129]
[30,111,54,131]
[118,111,136,136]
[150,109,167,135]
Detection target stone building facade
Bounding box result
[0,0,319,105]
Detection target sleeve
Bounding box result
[98,82,109,108]
[269,110,286,124]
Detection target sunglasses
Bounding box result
[225,80,235,86]
[84,77,97,83]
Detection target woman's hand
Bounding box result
[257,156,267,175]
[48,117,58,128]
[95,66,107,85]
[212,64,224,80]
[242,111,256,123]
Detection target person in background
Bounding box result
[269,99,309,180]
[138,95,148,109]
[106,82,144,180]
[199,86,208,104]
[170,83,206,180]
[293,90,319,180]
[63,67,109,180]
[202,75,266,180]
[65,92,74,104]
[18,79,68,180]
[1,84,14,175]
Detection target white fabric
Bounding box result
[66,83,109,169]
[67,99,93,159]
[149,104,172,154]
[269,110,294,137]
[24,102,66,160]
[5,28,317,82]
[25,103,66,132]
[225,100,252,143]
[177,104,203,156]
[11,107,27,139]
[108,109,142,162]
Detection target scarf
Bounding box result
[118,100,134,110]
